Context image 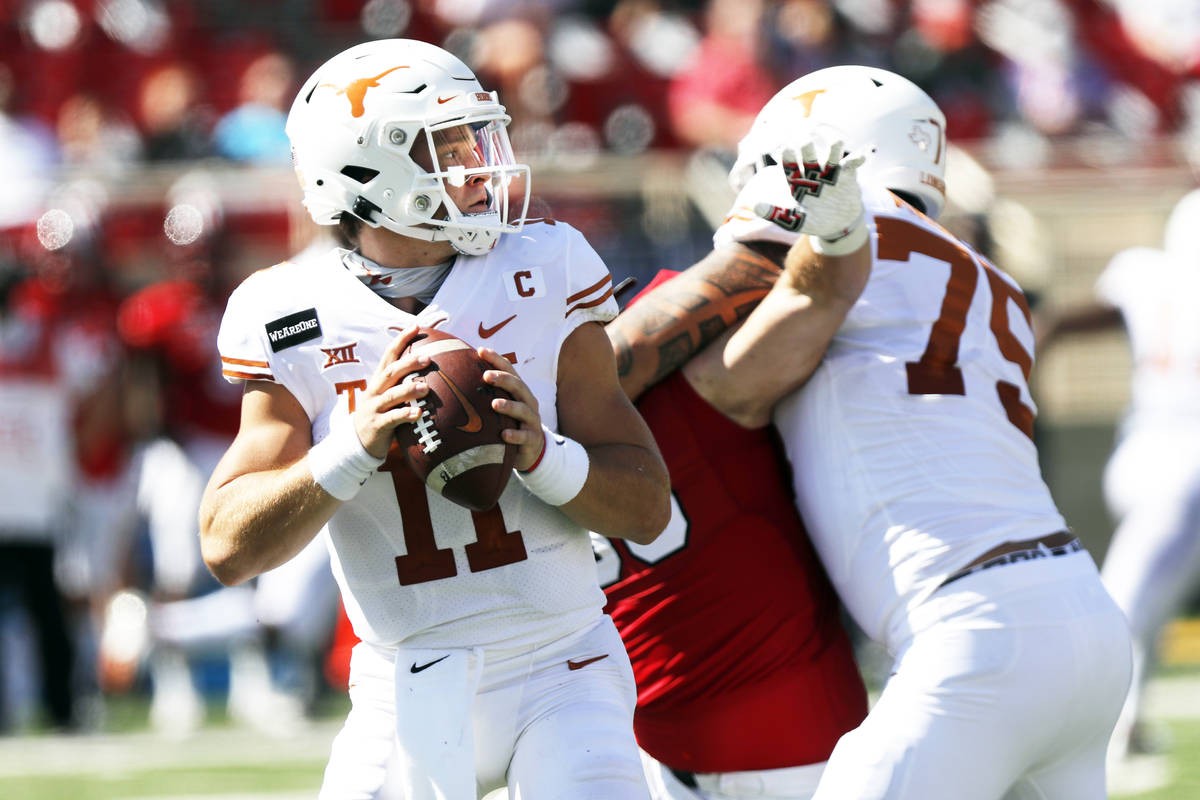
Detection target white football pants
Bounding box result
[812,550,1132,800]
[320,615,649,800]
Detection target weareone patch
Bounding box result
[266,308,322,352]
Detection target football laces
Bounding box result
[408,398,442,453]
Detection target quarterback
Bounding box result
[617,66,1132,799]
[198,39,669,799]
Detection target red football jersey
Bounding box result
[600,280,867,773]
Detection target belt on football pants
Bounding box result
[938,531,1081,590]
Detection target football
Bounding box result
[394,327,518,510]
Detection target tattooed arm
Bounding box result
[608,242,787,401]
[683,234,870,428]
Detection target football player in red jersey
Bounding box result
[112,175,250,736]
[113,176,340,737]
[599,263,870,799]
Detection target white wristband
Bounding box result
[308,412,385,502]
[811,222,868,256]
[515,425,590,506]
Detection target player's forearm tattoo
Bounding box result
[613,242,786,388]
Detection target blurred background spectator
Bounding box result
[666,0,777,149]
[1,0,1198,183]
[211,50,295,164]
[0,63,59,228]
[137,62,212,162]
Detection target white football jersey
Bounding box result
[715,183,1066,650]
[1096,246,1200,429]
[217,221,618,650]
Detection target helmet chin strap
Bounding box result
[373,216,500,256]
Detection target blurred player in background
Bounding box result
[199,38,669,799]
[27,186,137,730]
[597,235,868,796]
[1038,187,1200,762]
[111,173,335,736]
[617,66,1132,799]
[0,185,127,731]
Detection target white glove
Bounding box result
[754,140,867,255]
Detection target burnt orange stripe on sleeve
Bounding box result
[222,356,270,368]
[565,287,614,318]
[566,275,612,305]
[222,369,275,381]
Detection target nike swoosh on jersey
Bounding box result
[410,654,451,673]
[478,314,517,339]
[437,95,456,104]
[566,654,609,671]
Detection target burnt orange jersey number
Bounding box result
[381,448,527,585]
[876,216,1034,439]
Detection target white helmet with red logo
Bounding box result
[731,65,948,219]
[286,39,529,255]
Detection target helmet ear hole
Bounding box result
[891,190,927,215]
[341,166,380,184]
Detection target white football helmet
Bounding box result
[731,65,948,219]
[286,39,530,255]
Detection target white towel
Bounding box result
[393,646,484,800]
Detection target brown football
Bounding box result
[393,327,517,511]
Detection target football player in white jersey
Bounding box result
[197,39,670,799]
[615,66,1132,800]
[1038,187,1200,762]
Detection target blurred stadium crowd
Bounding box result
[2,0,1200,195]
[1,0,1199,737]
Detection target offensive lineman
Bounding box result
[198,38,669,799]
[616,66,1132,799]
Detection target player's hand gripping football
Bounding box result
[477,348,546,472]
[353,327,433,459]
[754,140,867,253]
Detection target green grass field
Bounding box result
[1,669,1198,799]
[1108,667,1200,800]
[1110,719,1200,799]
